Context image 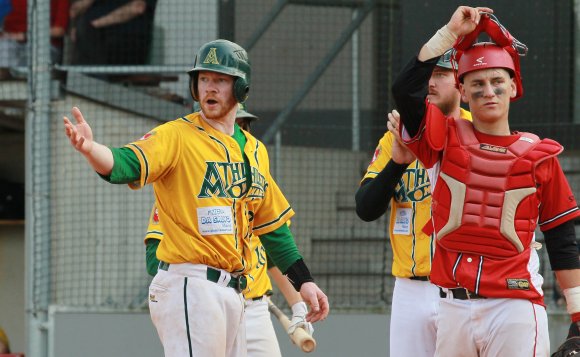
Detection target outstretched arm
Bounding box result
[63,107,114,175]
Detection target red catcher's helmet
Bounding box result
[452,13,527,101]
[457,42,522,101]
[458,42,515,78]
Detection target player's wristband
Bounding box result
[564,286,580,322]
[423,25,458,60]
[285,259,314,291]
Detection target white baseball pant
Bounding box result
[149,263,246,357]
[436,294,549,357]
[390,277,440,357]
[245,297,282,357]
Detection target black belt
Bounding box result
[440,288,486,300]
[158,262,247,293]
[409,276,429,281]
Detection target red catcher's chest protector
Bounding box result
[432,118,562,259]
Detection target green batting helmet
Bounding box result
[436,49,455,70]
[189,39,251,103]
[236,102,258,121]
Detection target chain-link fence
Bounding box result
[2,2,578,353]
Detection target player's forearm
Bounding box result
[269,266,303,307]
[418,24,458,62]
[259,224,316,291]
[391,56,438,138]
[83,142,114,176]
[556,270,580,291]
[355,160,408,221]
[69,0,95,19]
[92,0,147,28]
[544,220,579,270]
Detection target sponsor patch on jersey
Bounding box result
[370,146,381,164]
[149,293,158,303]
[139,131,156,141]
[197,206,234,235]
[506,278,530,290]
[393,208,412,235]
[480,143,507,154]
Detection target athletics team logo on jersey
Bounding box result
[394,166,431,203]
[198,161,268,199]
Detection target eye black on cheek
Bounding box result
[473,90,484,99]
[494,88,505,96]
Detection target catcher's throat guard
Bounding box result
[451,13,527,101]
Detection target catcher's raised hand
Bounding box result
[64,107,94,155]
[447,6,493,37]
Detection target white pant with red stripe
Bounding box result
[149,263,246,357]
[435,295,549,357]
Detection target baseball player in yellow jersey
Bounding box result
[144,105,313,357]
[63,39,329,357]
[355,52,471,357]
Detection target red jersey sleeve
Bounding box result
[537,157,580,231]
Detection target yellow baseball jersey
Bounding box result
[128,112,294,275]
[362,108,471,278]
[145,204,272,299]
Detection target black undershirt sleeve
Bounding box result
[391,56,439,137]
[355,160,409,222]
[544,219,580,270]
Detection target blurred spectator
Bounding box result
[0,0,11,26]
[70,0,157,65]
[0,0,69,79]
[0,327,10,353]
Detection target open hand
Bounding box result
[63,107,94,155]
[447,6,493,37]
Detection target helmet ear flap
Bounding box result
[189,73,199,101]
[190,54,199,101]
[234,77,249,103]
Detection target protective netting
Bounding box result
[5,0,575,315]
